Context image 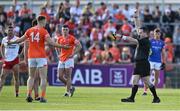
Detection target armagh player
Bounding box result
[57,25,82,97]
[24,19,40,100]
[8,16,69,103]
[0,25,20,97]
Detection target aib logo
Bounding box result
[109,68,127,86]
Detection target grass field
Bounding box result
[0,86,180,110]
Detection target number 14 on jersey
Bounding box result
[30,32,40,42]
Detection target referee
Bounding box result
[113,10,160,103]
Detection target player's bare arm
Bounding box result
[134,10,142,35]
[73,40,82,55]
[109,32,138,45]
[8,35,27,44]
[45,36,70,49]
[69,40,82,58]
[23,40,29,65]
[0,44,5,59]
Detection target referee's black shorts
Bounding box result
[133,60,150,77]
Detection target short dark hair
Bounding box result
[32,19,37,26]
[139,26,149,33]
[37,15,46,22]
[154,28,161,33]
[62,24,69,28]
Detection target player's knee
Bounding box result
[59,74,64,80]
[40,79,47,87]
[132,77,139,85]
[132,79,138,85]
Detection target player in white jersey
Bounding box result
[0,25,20,97]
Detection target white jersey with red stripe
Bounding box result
[1,36,20,61]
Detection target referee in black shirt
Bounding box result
[111,10,160,103]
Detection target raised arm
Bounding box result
[134,10,142,35]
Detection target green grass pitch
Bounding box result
[0,86,179,110]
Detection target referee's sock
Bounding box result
[129,85,138,99]
[149,85,158,99]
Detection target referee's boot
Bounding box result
[26,96,33,102]
[152,97,160,103]
[121,97,135,102]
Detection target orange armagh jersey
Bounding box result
[24,26,49,58]
[57,35,76,62]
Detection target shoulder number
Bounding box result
[30,32,40,42]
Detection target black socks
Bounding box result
[130,85,138,99]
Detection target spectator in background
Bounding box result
[102,9,111,23]
[39,7,50,23]
[173,26,180,62]
[89,42,102,62]
[65,18,76,35]
[164,37,174,88]
[121,18,132,36]
[103,20,116,38]
[56,2,70,22]
[63,1,71,22]
[19,3,32,17]
[80,51,92,64]
[13,0,21,11]
[152,5,161,23]
[110,4,119,17]
[164,38,174,62]
[101,44,115,64]
[109,42,120,62]
[82,2,94,18]
[122,4,131,21]
[70,0,82,23]
[7,5,15,18]
[90,27,102,42]
[119,46,131,63]
[14,10,21,26]
[0,25,5,43]
[43,1,56,19]
[56,3,65,20]
[78,16,92,35]
[163,9,175,23]
[49,21,56,36]
[143,5,153,23]
[79,30,90,50]
[20,12,32,34]
[0,5,7,27]
[114,9,125,23]
[96,2,107,17]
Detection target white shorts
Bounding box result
[28,58,47,68]
[58,58,74,69]
[149,61,162,70]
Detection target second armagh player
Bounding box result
[57,25,82,97]
[8,15,69,103]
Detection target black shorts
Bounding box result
[133,60,150,77]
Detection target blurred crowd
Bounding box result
[0,0,180,66]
